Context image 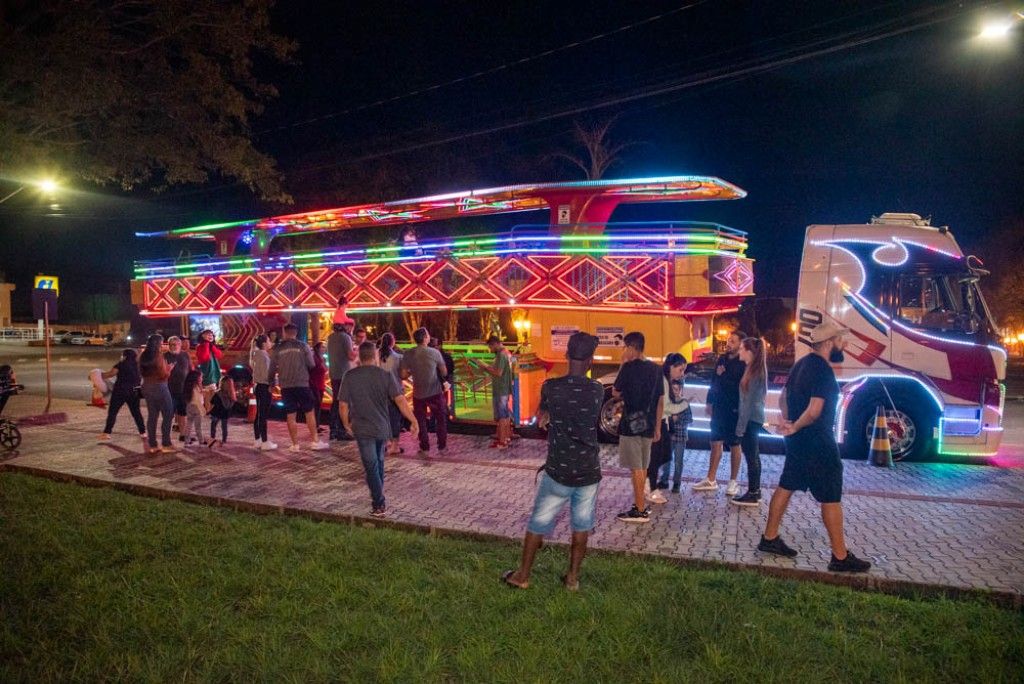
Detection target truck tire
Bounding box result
[843,390,938,462]
[597,387,621,444]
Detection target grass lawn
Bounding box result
[1,472,1022,682]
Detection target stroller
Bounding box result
[0,371,24,451]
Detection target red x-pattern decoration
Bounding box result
[140,252,703,313]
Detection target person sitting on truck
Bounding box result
[693,330,746,497]
[758,319,871,573]
[614,331,664,524]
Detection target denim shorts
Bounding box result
[526,472,600,536]
[492,392,512,420]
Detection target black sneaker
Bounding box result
[617,506,650,523]
[730,490,761,507]
[370,507,386,518]
[828,551,871,573]
[656,480,669,491]
[757,535,798,558]
[670,484,680,494]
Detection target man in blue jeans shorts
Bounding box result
[502,332,603,591]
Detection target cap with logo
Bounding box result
[805,320,849,344]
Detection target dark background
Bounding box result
[1,0,1021,320]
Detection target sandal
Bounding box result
[561,574,580,592]
[501,569,528,589]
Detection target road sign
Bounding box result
[34,274,59,296]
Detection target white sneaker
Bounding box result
[646,490,668,504]
[692,479,719,491]
[726,480,740,496]
[310,440,330,451]
[253,438,262,449]
[288,444,302,453]
[260,440,278,451]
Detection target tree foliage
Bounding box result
[0,0,296,201]
[975,219,1024,333]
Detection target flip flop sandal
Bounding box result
[501,570,528,589]
[561,574,580,592]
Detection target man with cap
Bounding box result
[502,332,604,591]
[757,315,871,573]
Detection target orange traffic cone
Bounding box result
[868,405,894,467]
[246,396,257,423]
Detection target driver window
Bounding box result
[897,275,955,331]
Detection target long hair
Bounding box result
[139,334,163,375]
[739,337,767,393]
[380,332,396,362]
[663,352,687,405]
[312,342,326,370]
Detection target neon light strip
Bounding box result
[139,303,744,317]
[135,232,748,278]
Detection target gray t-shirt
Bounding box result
[327,331,354,381]
[165,350,192,394]
[400,345,445,399]
[270,339,313,388]
[338,366,402,440]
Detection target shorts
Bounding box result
[710,411,740,446]
[526,472,600,535]
[281,386,315,414]
[492,393,512,421]
[778,437,844,504]
[171,391,187,417]
[618,435,652,470]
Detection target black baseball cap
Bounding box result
[567,332,599,360]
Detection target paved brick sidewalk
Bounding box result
[2,398,1022,603]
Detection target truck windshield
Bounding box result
[896,272,993,337]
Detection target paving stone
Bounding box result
[2,397,1023,598]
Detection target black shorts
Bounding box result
[281,386,315,414]
[171,391,188,417]
[710,413,740,446]
[778,436,844,504]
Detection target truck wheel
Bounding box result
[597,388,621,444]
[845,393,937,461]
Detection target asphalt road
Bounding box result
[2,343,1023,461]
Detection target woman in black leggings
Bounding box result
[731,337,767,507]
[98,349,146,447]
[250,334,276,450]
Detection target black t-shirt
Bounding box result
[540,375,605,487]
[708,353,745,410]
[112,359,141,393]
[784,353,840,448]
[614,359,663,438]
[165,351,191,393]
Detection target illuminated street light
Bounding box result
[978,12,1022,41]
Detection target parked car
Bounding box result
[69,333,106,346]
[59,330,86,344]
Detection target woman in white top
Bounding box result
[379,333,405,455]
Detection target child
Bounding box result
[208,376,235,447]
[182,370,205,447]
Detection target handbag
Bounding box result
[624,371,660,435]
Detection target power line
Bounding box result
[256,1,709,134]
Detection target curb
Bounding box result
[1,462,1020,611]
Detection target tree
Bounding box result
[551,116,636,180]
[973,219,1024,334]
[0,0,296,201]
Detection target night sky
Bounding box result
[2,0,1022,316]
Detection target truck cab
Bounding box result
[798,212,1005,459]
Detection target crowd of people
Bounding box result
[504,320,870,591]
[92,296,869,580]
